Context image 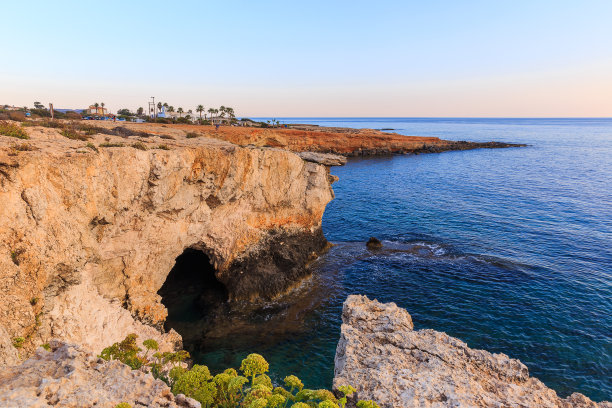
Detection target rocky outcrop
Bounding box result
[334,295,610,408]
[74,121,525,157]
[0,125,335,365]
[0,340,200,408]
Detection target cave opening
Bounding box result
[158,248,229,339]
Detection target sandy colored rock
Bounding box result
[0,340,200,408]
[334,295,610,408]
[0,123,335,365]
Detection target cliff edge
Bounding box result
[0,124,337,365]
[334,295,610,408]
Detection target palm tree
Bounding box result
[163,102,169,109]
[137,107,144,116]
[101,102,105,113]
[226,107,235,121]
[219,106,226,118]
[196,105,204,119]
[168,106,174,113]
[157,102,162,112]
[207,108,215,120]
[177,107,184,117]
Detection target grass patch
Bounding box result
[86,142,99,152]
[0,121,29,139]
[30,297,38,306]
[41,343,51,351]
[12,337,25,349]
[99,142,125,148]
[157,144,170,150]
[159,134,175,140]
[131,142,147,151]
[186,132,199,139]
[37,120,65,129]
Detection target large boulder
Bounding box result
[334,295,610,408]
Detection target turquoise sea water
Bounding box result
[190,118,612,402]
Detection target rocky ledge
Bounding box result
[0,340,200,408]
[333,295,610,408]
[0,124,336,366]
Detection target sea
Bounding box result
[188,118,612,402]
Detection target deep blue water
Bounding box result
[195,118,612,402]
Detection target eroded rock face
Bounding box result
[0,340,201,408]
[334,295,610,408]
[0,129,335,365]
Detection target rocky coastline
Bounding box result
[0,122,337,365]
[334,295,610,408]
[0,119,566,408]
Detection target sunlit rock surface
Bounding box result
[0,124,335,365]
[0,340,200,408]
[334,295,610,408]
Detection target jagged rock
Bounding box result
[0,128,335,365]
[365,237,383,249]
[297,151,348,166]
[0,340,200,408]
[333,295,610,408]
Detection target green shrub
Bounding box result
[0,121,29,139]
[100,335,379,408]
[131,142,147,151]
[41,343,51,351]
[356,401,380,408]
[115,403,132,408]
[159,134,175,140]
[157,144,170,150]
[12,337,25,349]
[86,142,99,152]
[186,132,199,138]
[172,365,217,406]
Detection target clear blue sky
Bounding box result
[2,0,611,117]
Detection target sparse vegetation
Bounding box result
[157,144,170,150]
[30,297,38,306]
[10,250,20,265]
[131,142,147,151]
[186,132,199,139]
[86,142,99,152]
[12,143,34,151]
[0,121,29,139]
[12,337,25,349]
[114,403,132,408]
[100,334,377,408]
[159,134,174,140]
[41,343,51,351]
[61,128,89,141]
[99,142,125,148]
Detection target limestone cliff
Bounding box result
[0,125,336,365]
[334,295,610,408]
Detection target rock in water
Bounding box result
[333,295,610,408]
[366,237,383,249]
[0,340,200,408]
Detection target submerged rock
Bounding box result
[366,237,383,249]
[333,295,610,408]
[0,340,200,408]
